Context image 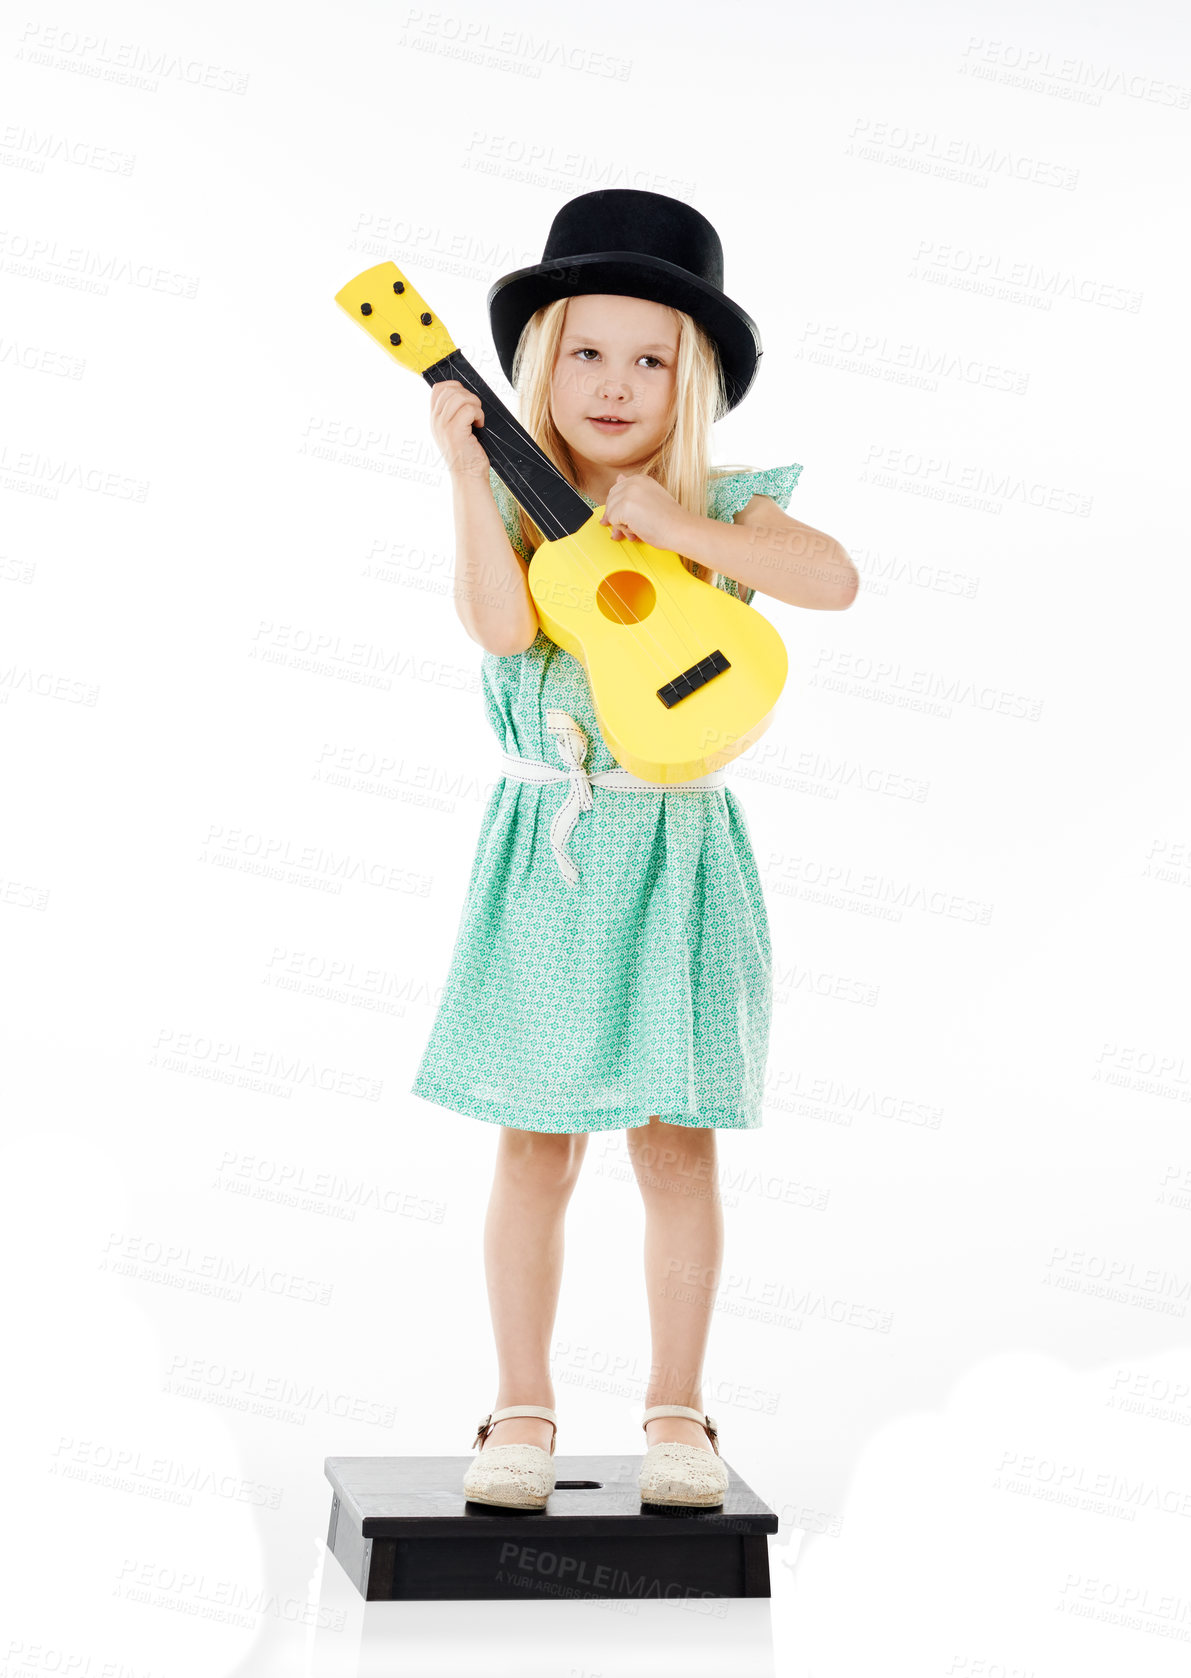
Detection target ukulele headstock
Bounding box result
[334,261,455,376]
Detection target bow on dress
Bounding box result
[543,708,597,888]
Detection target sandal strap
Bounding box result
[641,1404,720,1454]
[473,1405,558,1452]
[643,1404,706,1425]
[491,1404,557,1425]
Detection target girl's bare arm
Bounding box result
[450,467,540,655]
[429,380,540,656]
[679,493,859,610]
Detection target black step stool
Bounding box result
[325,1453,778,1601]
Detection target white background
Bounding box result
[2,0,1189,1673]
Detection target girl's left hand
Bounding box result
[599,473,692,552]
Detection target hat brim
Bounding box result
[487,251,762,416]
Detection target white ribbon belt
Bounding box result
[497,707,728,888]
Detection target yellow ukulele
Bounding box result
[334,260,788,783]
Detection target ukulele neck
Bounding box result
[422,350,591,544]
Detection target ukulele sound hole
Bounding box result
[596,570,656,625]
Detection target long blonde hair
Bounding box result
[508,296,752,591]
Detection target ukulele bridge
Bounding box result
[657,649,731,709]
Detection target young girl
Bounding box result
[410,190,858,1510]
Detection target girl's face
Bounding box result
[549,293,678,492]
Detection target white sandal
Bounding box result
[462,1405,558,1509]
[639,1404,730,1507]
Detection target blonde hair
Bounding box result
[507,296,753,592]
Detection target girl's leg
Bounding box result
[626,1115,722,1451]
[479,1124,588,1452]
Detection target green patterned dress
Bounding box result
[410,462,803,1133]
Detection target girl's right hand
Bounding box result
[429,379,489,478]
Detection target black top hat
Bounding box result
[487,189,761,418]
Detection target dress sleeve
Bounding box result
[707,464,803,606]
[489,467,533,563]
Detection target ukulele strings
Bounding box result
[449,377,704,681]
[479,398,714,658]
[476,424,711,688]
[440,356,713,685]
[478,434,701,691]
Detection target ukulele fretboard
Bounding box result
[422,351,591,547]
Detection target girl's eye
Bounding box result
[574,349,666,369]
